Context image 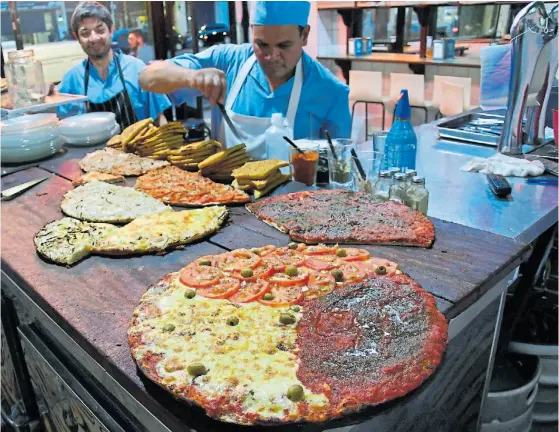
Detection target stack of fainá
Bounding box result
[107,119,190,158]
[165,139,223,170]
[232,159,291,199]
[198,143,251,181]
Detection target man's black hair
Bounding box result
[71,1,113,35]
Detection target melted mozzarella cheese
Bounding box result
[94,207,227,253]
[61,181,170,223]
[130,275,328,422]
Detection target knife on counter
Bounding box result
[217,103,245,144]
[1,176,50,200]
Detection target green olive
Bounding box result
[335,248,347,257]
[226,316,239,326]
[375,265,387,275]
[187,363,207,377]
[287,384,305,402]
[162,323,175,332]
[240,268,254,278]
[184,289,196,299]
[290,306,301,313]
[199,258,212,266]
[288,242,299,250]
[331,269,344,282]
[285,265,299,277]
[279,313,296,325]
[262,293,274,301]
[251,248,261,256]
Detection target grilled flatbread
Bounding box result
[72,171,125,187]
[61,181,170,223]
[78,148,168,176]
[232,159,289,180]
[94,206,228,255]
[34,218,117,265]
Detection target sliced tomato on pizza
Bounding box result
[258,284,303,307]
[179,264,223,288]
[196,276,240,299]
[229,280,271,303]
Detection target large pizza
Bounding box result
[135,165,250,206]
[247,190,435,247]
[129,243,448,425]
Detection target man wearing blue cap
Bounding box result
[140,1,351,158]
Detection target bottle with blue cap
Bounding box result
[383,89,417,170]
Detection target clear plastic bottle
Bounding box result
[373,170,392,202]
[265,113,292,174]
[389,173,408,203]
[407,176,429,214]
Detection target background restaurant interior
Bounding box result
[0,1,558,432]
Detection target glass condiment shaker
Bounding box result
[404,169,418,190]
[373,170,392,202]
[407,176,429,215]
[5,49,47,108]
[389,167,400,186]
[389,173,408,203]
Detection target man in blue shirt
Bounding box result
[57,1,171,130]
[139,1,351,158]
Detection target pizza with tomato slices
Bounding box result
[129,243,448,425]
[136,165,250,206]
[246,190,435,247]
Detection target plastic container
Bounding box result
[433,40,445,60]
[384,90,417,170]
[264,113,292,174]
[481,353,541,432]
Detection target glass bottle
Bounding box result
[389,167,400,185]
[373,170,392,202]
[404,169,417,190]
[383,90,417,170]
[407,176,429,214]
[389,173,408,203]
[5,50,47,108]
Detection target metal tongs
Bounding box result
[217,103,244,144]
[1,176,49,200]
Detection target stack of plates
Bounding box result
[60,112,119,146]
[1,113,62,163]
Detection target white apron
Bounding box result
[220,54,303,159]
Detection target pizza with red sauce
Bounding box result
[129,243,448,425]
[246,190,435,247]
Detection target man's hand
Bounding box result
[189,68,227,105]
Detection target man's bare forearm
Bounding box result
[139,60,194,94]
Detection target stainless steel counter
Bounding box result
[410,124,557,243]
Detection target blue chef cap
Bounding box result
[250,1,311,27]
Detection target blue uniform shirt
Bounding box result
[170,44,351,139]
[57,53,172,119]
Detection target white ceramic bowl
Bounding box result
[59,112,116,136]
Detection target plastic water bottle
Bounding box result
[383,89,417,171]
[265,113,292,174]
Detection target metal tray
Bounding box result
[1,93,88,118]
[436,113,505,147]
